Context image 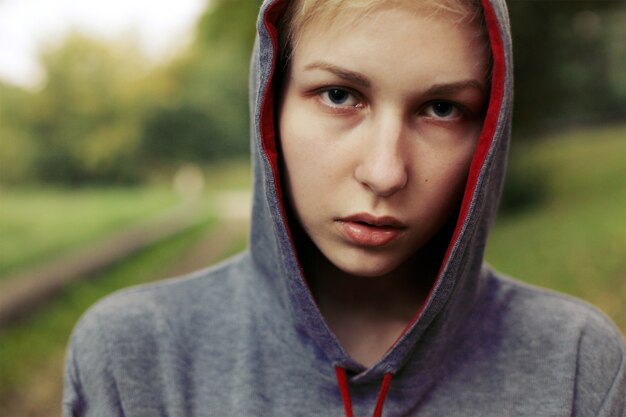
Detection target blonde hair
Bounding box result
[277,0,487,68]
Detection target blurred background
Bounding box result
[0,0,624,415]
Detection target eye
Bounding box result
[423,101,463,120]
[319,88,361,107]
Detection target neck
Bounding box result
[297,232,445,367]
[307,249,434,318]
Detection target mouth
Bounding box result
[336,213,406,247]
[340,213,406,228]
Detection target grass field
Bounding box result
[0,187,181,278]
[0,160,252,279]
[486,125,626,333]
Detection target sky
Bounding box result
[0,0,208,88]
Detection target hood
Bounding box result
[248,0,513,414]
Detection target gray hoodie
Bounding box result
[63,0,626,416]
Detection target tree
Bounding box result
[0,82,37,184]
[140,0,262,165]
[30,33,150,184]
[509,1,625,135]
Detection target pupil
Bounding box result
[329,89,348,104]
[433,102,453,116]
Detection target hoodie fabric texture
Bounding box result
[63,0,626,416]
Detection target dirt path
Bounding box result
[0,203,205,327]
[162,220,248,279]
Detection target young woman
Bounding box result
[64,1,625,416]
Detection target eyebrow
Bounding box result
[304,61,371,88]
[422,80,485,96]
[303,60,485,96]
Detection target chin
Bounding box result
[331,254,407,278]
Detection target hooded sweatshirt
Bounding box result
[63,1,626,416]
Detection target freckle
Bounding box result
[424,179,429,183]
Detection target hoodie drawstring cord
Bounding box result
[335,367,354,417]
[335,367,393,417]
[372,372,393,417]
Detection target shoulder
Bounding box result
[64,252,260,413]
[481,268,625,416]
[71,252,255,342]
[66,251,262,373]
[484,269,624,349]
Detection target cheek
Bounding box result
[280,105,349,188]
[419,145,476,217]
[444,145,476,194]
[279,108,325,217]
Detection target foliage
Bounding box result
[499,144,549,213]
[0,82,37,184]
[139,46,251,164]
[0,0,262,185]
[0,0,623,186]
[510,1,625,135]
[139,0,261,165]
[195,0,260,51]
[28,34,152,184]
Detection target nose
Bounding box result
[354,115,409,197]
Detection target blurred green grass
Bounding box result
[0,159,252,280]
[0,187,181,278]
[487,125,626,334]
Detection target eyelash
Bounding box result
[421,101,466,121]
[316,87,363,111]
[314,86,469,120]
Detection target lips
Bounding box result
[336,213,406,247]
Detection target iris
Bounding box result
[431,101,455,117]
[327,88,350,105]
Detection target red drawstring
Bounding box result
[336,367,355,417]
[372,373,393,417]
[335,367,393,417]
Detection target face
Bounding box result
[279,7,489,278]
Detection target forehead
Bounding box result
[287,0,483,45]
[290,7,489,88]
